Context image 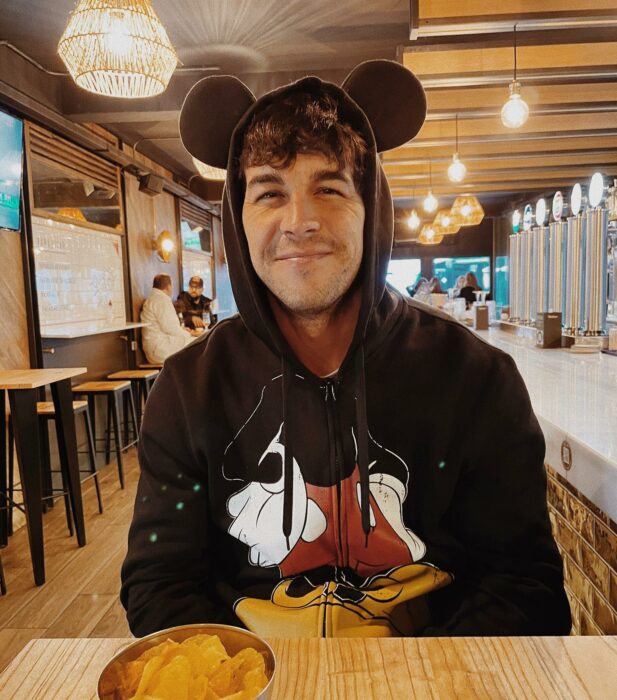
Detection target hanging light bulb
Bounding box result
[447,114,467,183]
[423,159,438,213]
[423,191,438,214]
[407,209,420,230]
[501,25,529,129]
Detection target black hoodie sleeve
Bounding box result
[423,350,571,636]
[120,362,221,636]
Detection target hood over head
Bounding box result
[180,60,427,366]
[180,60,426,545]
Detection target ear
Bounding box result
[342,60,426,152]
[179,75,256,169]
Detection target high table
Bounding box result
[0,636,616,699]
[0,368,87,585]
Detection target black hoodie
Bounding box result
[121,61,571,638]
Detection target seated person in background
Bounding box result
[429,277,443,294]
[141,273,198,364]
[459,271,491,309]
[175,276,216,329]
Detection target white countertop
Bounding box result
[475,327,617,520]
[40,322,147,339]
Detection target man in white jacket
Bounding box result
[141,274,197,364]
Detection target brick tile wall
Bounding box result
[546,464,617,635]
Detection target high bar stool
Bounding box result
[107,369,159,428]
[71,381,138,489]
[5,400,103,539]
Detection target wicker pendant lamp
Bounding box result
[192,157,227,182]
[451,195,484,226]
[418,224,444,245]
[433,209,461,235]
[58,0,177,99]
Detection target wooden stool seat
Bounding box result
[138,363,162,369]
[72,381,138,489]
[72,381,131,393]
[36,400,88,416]
[108,370,158,380]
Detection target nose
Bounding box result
[279,193,320,238]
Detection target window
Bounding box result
[386,259,421,295]
[432,256,491,292]
[494,255,509,308]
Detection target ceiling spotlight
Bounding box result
[447,114,467,183]
[407,209,420,230]
[501,25,529,129]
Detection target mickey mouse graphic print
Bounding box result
[222,374,452,637]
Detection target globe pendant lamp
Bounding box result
[423,160,438,214]
[501,24,529,129]
[407,209,421,230]
[58,0,178,98]
[447,114,467,183]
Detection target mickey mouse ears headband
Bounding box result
[179,59,427,170]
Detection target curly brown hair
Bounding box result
[239,90,368,192]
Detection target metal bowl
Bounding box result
[97,623,276,699]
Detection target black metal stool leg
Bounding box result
[9,388,45,585]
[84,409,103,514]
[111,392,125,489]
[105,397,112,465]
[128,387,139,446]
[0,554,6,595]
[2,408,12,544]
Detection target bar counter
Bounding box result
[475,327,617,522]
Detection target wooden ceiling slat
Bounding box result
[419,1,616,23]
[403,42,617,78]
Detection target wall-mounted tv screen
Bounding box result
[0,110,24,231]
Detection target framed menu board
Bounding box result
[32,215,126,334]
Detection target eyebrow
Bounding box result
[245,167,352,190]
[245,173,284,189]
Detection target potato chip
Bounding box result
[116,632,269,700]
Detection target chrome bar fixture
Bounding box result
[520,227,533,324]
[548,220,567,313]
[508,234,520,321]
[582,206,608,335]
[563,212,586,334]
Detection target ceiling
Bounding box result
[2,0,617,228]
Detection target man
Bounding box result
[122,61,570,638]
[174,276,215,329]
[140,273,199,364]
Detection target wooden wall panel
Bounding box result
[0,230,30,370]
[124,174,181,326]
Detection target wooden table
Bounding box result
[0,368,87,585]
[0,636,616,699]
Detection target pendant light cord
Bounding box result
[513,24,518,82]
[455,113,459,152]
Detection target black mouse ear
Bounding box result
[179,75,256,169]
[342,60,427,152]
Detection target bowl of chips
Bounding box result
[97,623,276,700]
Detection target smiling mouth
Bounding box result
[276,251,331,262]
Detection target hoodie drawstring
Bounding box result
[281,347,371,551]
[281,358,294,550]
[354,345,371,546]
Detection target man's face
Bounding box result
[188,281,203,299]
[242,152,365,317]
